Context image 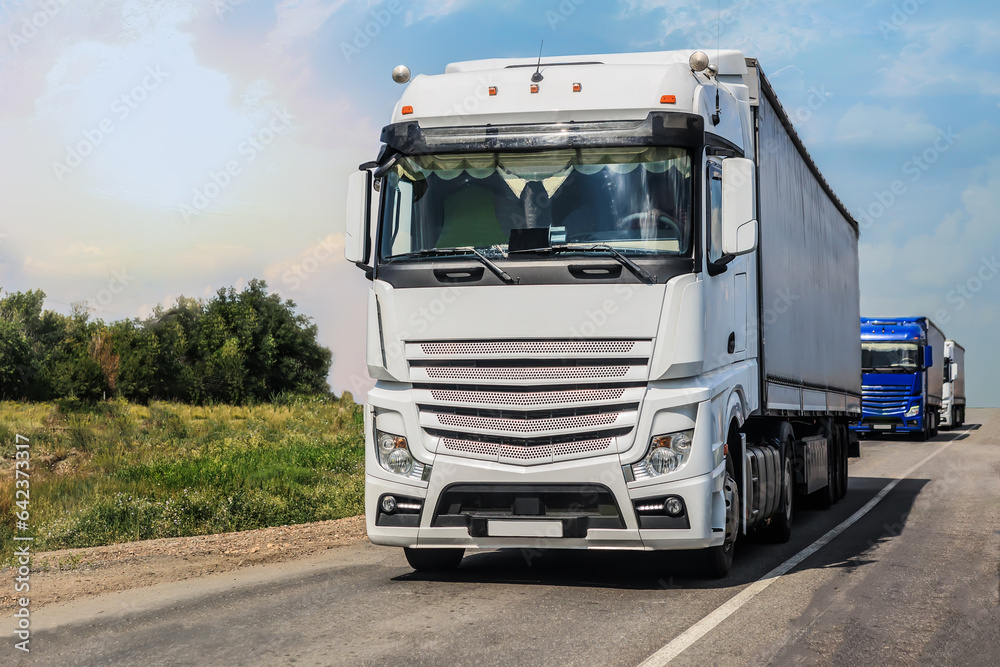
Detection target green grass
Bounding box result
[0,394,364,560]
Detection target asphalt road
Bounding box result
[11,409,1000,666]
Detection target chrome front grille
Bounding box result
[441,436,616,465]
[429,387,626,407]
[861,384,911,415]
[409,339,651,465]
[418,340,637,356]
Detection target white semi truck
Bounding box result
[345,49,861,577]
[941,339,966,428]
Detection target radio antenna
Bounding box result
[531,40,544,82]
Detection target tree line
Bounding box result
[0,279,332,404]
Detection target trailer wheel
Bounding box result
[815,427,837,509]
[702,457,739,578]
[930,412,939,438]
[837,425,849,499]
[761,433,794,543]
[403,547,464,572]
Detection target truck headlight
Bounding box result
[375,431,430,481]
[905,405,920,418]
[632,430,694,479]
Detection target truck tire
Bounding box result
[837,425,849,499]
[813,424,837,509]
[760,432,794,543]
[930,412,939,438]
[403,547,465,572]
[702,457,739,578]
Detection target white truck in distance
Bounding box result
[345,49,861,577]
[941,339,966,428]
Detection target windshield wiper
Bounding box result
[512,244,656,284]
[391,248,519,285]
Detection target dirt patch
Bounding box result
[1,515,367,610]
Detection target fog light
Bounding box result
[381,495,397,514]
[663,497,683,516]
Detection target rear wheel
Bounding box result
[702,457,739,578]
[403,547,465,572]
[837,425,849,499]
[815,426,837,509]
[761,435,794,543]
[930,412,939,438]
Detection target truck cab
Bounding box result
[346,49,859,578]
[853,317,944,440]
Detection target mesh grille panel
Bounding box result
[429,387,626,406]
[442,439,500,457]
[425,366,631,381]
[435,412,619,433]
[441,437,613,461]
[420,341,635,356]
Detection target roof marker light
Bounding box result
[401,105,413,115]
[660,95,676,104]
[489,86,498,96]
[572,83,582,92]
[530,84,539,93]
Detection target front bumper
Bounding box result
[366,454,724,551]
[851,414,925,434]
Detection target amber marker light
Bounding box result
[401,105,413,114]
[530,84,539,93]
[572,83,582,92]
[660,95,676,104]
[489,87,498,96]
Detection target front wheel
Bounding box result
[403,547,465,572]
[702,459,740,578]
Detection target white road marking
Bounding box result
[637,428,972,666]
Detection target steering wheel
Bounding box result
[617,209,683,239]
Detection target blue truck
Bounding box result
[852,317,945,440]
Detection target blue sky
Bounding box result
[1,0,998,405]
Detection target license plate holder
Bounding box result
[487,520,563,538]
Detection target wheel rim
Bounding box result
[783,456,793,520]
[723,473,739,552]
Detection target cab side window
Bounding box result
[707,161,724,264]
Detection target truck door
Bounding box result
[703,157,750,370]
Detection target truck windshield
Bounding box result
[861,342,920,373]
[378,146,692,260]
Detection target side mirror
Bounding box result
[722,157,758,256]
[345,169,372,265]
[924,345,933,369]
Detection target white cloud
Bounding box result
[834,103,939,147]
[616,0,832,58]
[265,0,355,52]
[404,0,475,25]
[877,20,1000,97]
[861,157,1000,295]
